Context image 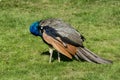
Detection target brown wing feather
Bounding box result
[42,32,73,59]
[52,41,72,59]
[66,44,77,55]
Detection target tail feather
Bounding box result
[76,47,112,64]
[76,49,93,62]
[83,48,112,63]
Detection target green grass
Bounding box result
[0,0,120,80]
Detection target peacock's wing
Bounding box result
[40,18,85,47]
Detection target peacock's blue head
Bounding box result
[29,21,41,36]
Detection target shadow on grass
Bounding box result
[40,50,85,62]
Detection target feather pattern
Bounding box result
[29,18,112,64]
[42,31,72,59]
[40,19,85,47]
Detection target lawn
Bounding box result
[0,0,120,80]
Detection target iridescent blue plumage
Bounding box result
[29,21,41,36]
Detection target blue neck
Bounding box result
[29,21,42,36]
